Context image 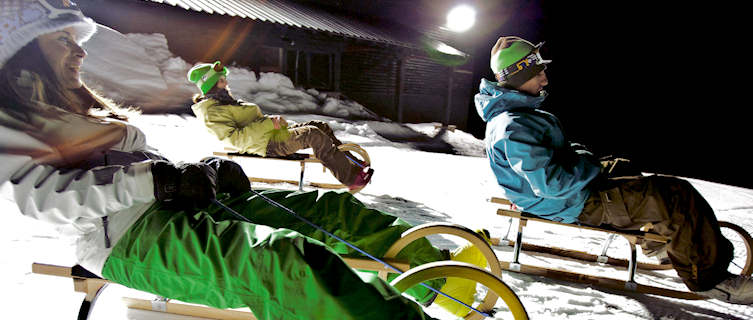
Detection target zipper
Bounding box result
[102,216,111,248]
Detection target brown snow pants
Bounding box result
[577,175,733,291]
[266,121,360,185]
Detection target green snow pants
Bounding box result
[102,189,445,320]
[578,175,734,291]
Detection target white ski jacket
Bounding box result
[0,108,158,276]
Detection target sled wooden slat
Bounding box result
[497,260,705,300]
[341,257,411,273]
[32,262,79,277]
[492,197,668,243]
[249,177,346,190]
[122,297,254,320]
[489,238,673,270]
[213,151,323,164]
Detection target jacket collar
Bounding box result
[475,78,548,122]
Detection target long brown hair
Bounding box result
[0,39,136,126]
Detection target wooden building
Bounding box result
[80,0,474,128]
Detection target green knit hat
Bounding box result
[490,37,551,88]
[187,61,228,95]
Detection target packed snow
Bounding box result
[1,24,752,320]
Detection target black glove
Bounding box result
[200,157,251,196]
[151,160,217,209]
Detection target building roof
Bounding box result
[144,0,413,47]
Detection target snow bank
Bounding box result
[226,68,380,120]
[81,25,380,120]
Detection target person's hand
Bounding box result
[570,142,593,157]
[151,160,217,209]
[200,157,251,196]
[270,115,286,129]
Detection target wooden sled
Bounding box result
[32,223,529,320]
[488,197,753,300]
[213,143,371,193]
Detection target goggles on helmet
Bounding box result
[495,43,551,82]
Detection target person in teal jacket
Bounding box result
[475,75,600,223]
[475,36,753,304]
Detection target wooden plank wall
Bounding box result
[340,49,400,120]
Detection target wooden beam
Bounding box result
[494,209,669,243]
[249,177,346,190]
[341,257,411,273]
[497,260,705,300]
[123,298,255,320]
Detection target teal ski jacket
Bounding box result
[475,79,601,223]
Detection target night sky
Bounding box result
[461,1,749,188]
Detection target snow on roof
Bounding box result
[142,0,412,47]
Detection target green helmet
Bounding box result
[187,61,229,95]
[490,37,550,88]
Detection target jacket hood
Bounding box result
[474,78,547,122]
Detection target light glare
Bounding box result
[446,5,476,32]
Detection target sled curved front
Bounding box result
[382,222,502,277]
[338,143,372,194]
[381,223,512,319]
[338,143,371,167]
[390,261,529,320]
[719,221,753,276]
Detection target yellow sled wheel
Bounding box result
[338,143,371,167]
[382,223,517,319]
[719,221,753,276]
[390,261,529,320]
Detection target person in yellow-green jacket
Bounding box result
[188,61,373,191]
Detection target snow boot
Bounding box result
[434,229,492,317]
[698,273,753,304]
[348,167,374,191]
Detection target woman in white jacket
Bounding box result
[0,1,462,319]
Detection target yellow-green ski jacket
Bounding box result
[192,98,289,156]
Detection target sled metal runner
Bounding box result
[33,222,530,320]
[489,197,753,300]
[213,143,371,193]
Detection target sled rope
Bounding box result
[344,153,366,168]
[212,195,492,318]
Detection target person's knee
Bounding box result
[646,175,695,195]
[306,127,331,145]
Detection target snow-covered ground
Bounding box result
[1,24,753,320]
